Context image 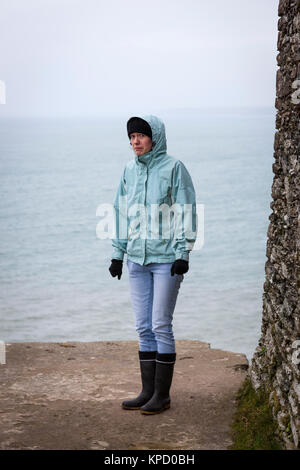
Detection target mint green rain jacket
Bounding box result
[111,115,197,266]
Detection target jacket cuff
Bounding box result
[112,248,125,261]
[175,251,189,262]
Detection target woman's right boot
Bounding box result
[122,351,157,410]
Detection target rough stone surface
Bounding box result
[0,340,248,450]
[250,0,300,450]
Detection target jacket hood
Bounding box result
[142,115,167,154]
[129,115,167,165]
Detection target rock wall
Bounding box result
[250,0,300,449]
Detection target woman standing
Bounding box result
[109,115,197,415]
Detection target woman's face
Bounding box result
[130,133,152,156]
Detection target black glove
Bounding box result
[109,259,123,280]
[171,259,189,276]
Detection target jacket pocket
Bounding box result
[158,176,171,204]
[127,237,142,256]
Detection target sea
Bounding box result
[0,108,276,362]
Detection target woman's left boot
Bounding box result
[140,353,176,415]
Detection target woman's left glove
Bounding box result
[170,259,189,276]
[109,259,123,280]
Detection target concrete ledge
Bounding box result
[0,341,5,364]
[0,340,248,450]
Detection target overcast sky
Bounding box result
[0,0,278,117]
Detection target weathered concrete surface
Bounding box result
[0,340,248,450]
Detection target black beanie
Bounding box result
[127,117,152,140]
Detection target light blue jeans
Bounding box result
[127,260,184,354]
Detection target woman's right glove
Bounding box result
[109,259,123,280]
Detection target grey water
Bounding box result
[0,108,275,362]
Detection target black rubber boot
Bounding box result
[140,353,176,415]
[122,351,157,410]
